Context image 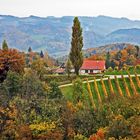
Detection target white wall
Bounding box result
[79,69,101,75]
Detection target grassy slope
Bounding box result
[61,77,140,103]
[104,69,140,75]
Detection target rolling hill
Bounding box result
[104,28,140,45]
[85,43,137,56]
[1,15,140,57]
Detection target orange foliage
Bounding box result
[67,101,77,113]
[113,60,119,66]
[110,50,117,58]
[96,128,105,139]
[33,130,63,140]
[16,125,32,140]
[0,105,18,138]
[87,54,105,60]
[125,44,137,55]
[120,49,128,63]
[89,128,105,140]
[0,48,25,73]
[89,135,97,140]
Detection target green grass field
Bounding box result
[60,76,140,105]
[104,68,140,75]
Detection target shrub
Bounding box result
[106,115,131,139]
[114,66,119,71]
[128,66,134,71]
[128,115,140,139]
[16,125,32,140]
[29,121,56,135]
[74,134,88,140]
[108,67,113,72]
[89,128,105,140]
[72,78,83,103]
[136,65,140,70]
[1,71,22,99]
[49,80,63,99]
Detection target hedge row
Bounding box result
[43,74,104,85]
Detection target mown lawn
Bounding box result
[60,76,140,104]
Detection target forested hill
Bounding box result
[1,15,140,57]
[85,43,136,55]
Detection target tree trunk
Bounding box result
[75,67,79,76]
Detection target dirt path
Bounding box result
[59,74,140,88]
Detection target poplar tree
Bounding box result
[70,17,83,75]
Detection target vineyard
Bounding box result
[61,73,140,108]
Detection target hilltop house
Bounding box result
[80,60,105,74]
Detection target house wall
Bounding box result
[80,70,88,75]
[80,69,101,75]
[93,70,101,73]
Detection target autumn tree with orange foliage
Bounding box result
[0,40,25,82]
[0,105,18,139]
[103,44,139,69]
[89,128,105,140]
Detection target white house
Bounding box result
[80,60,105,75]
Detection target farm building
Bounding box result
[55,68,65,75]
[80,60,105,74]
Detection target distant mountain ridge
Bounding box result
[0,15,140,57]
[101,28,140,45]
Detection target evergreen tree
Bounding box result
[116,51,122,61]
[70,17,83,75]
[2,40,8,50]
[28,47,32,53]
[106,51,111,69]
[110,60,116,69]
[135,45,140,58]
[40,50,44,58]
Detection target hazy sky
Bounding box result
[0,0,140,20]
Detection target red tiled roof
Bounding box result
[55,68,65,73]
[80,60,105,70]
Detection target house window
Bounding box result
[85,70,88,73]
[90,70,93,73]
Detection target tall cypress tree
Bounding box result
[70,17,83,75]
